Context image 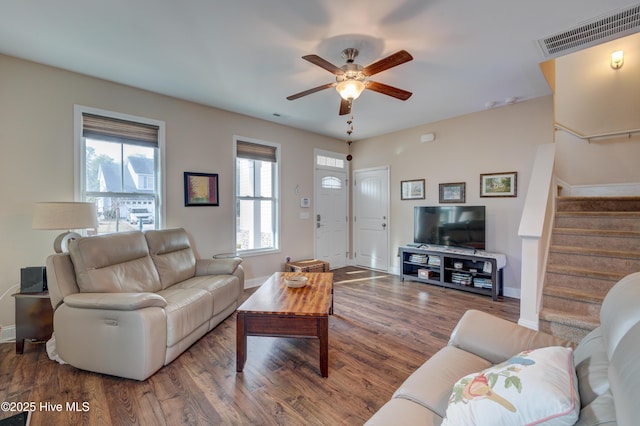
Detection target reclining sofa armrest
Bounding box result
[195,258,242,276]
[63,292,167,311]
[449,309,574,364]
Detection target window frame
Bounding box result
[233,136,281,256]
[74,105,166,233]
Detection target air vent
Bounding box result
[538,4,640,58]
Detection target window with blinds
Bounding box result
[235,138,279,253]
[75,106,164,235]
[82,113,159,146]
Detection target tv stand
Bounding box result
[400,245,506,301]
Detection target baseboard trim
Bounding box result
[0,325,16,343]
[244,276,269,289]
[503,287,521,299]
[518,318,539,330]
[562,181,640,196]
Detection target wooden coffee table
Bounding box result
[236,272,333,377]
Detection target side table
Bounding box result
[12,292,53,354]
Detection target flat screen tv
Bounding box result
[414,206,486,250]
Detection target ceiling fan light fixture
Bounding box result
[288,47,413,114]
[336,79,365,100]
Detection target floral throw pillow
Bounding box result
[442,346,579,426]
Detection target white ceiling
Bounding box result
[1,1,637,140]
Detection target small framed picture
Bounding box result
[401,179,425,200]
[184,172,219,206]
[480,172,517,197]
[439,182,466,203]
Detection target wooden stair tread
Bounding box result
[549,245,640,259]
[543,285,606,303]
[556,196,640,213]
[552,228,640,238]
[545,264,625,281]
[539,308,600,330]
[556,211,640,217]
[557,196,640,201]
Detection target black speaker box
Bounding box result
[20,266,47,293]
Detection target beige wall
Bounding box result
[0,54,344,327]
[555,33,640,186]
[2,33,637,331]
[350,96,555,296]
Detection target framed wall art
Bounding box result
[184,172,219,206]
[480,171,517,197]
[439,182,466,203]
[401,179,425,200]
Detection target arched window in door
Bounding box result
[321,176,342,190]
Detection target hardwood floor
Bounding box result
[0,267,519,425]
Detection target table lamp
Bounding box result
[32,202,99,253]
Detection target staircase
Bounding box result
[539,196,640,343]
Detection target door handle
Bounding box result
[317,214,321,221]
[382,223,387,229]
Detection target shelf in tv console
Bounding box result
[400,245,506,301]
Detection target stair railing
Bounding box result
[555,122,640,143]
[518,143,557,330]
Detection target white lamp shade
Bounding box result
[336,79,365,100]
[32,202,98,230]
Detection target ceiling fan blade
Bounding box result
[366,81,413,100]
[339,98,352,116]
[287,83,336,100]
[362,50,413,77]
[302,55,344,75]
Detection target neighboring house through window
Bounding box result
[235,137,280,254]
[75,105,165,234]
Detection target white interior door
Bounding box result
[314,152,348,269]
[353,166,389,271]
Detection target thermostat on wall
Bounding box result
[300,197,310,208]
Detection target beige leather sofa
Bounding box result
[46,228,244,380]
[366,272,640,425]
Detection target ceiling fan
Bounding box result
[287,48,414,115]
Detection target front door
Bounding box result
[353,166,389,271]
[314,152,348,269]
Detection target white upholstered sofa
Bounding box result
[366,272,640,425]
[46,228,244,380]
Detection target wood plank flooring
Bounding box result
[0,267,519,425]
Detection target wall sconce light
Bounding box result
[611,50,624,70]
